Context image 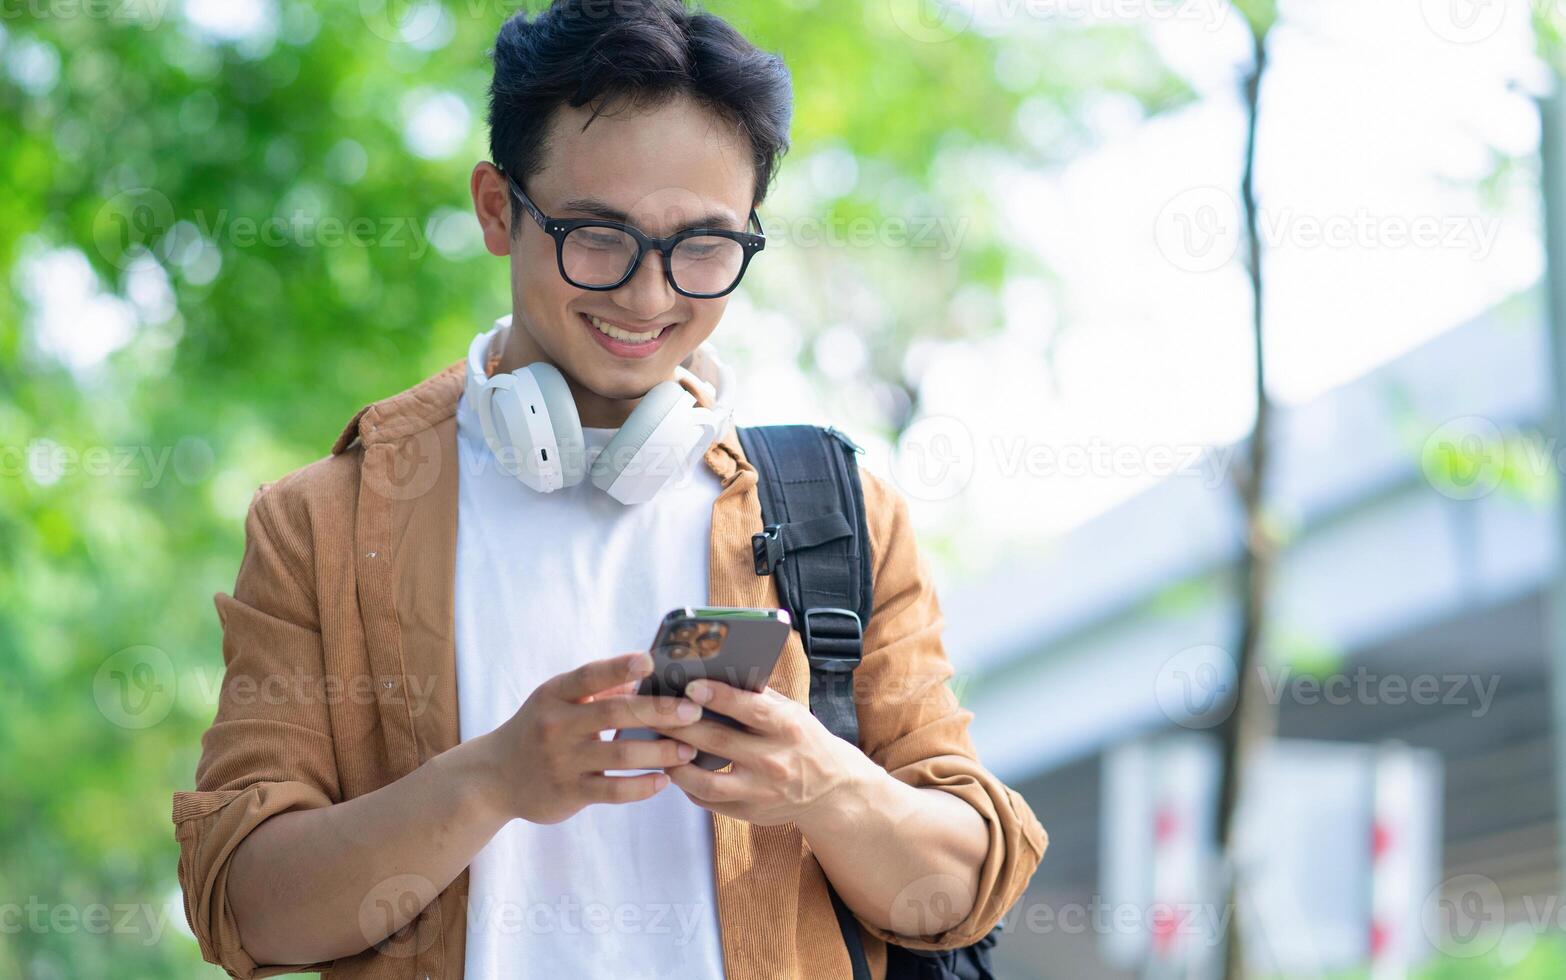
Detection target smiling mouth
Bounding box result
[583,312,673,343]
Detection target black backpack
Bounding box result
[736,424,1001,980]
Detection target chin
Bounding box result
[568,358,670,399]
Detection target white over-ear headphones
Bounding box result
[464,318,733,505]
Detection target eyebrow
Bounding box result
[558,196,744,234]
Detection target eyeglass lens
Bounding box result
[562,226,746,295]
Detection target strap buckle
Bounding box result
[824,426,864,455]
[752,524,785,576]
[802,608,863,670]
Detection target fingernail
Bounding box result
[629,653,653,674]
[686,681,712,703]
[677,743,696,761]
[654,773,669,790]
[676,701,702,722]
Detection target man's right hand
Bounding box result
[480,651,704,825]
[226,655,703,967]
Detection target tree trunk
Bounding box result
[1215,24,1275,980]
[1538,85,1566,914]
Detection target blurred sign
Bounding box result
[1101,735,1442,979]
[1101,735,1222,979]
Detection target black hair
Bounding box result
[488,0,793,222]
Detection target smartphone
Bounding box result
[614,606,792,771]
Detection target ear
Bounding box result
[471,161,513,257]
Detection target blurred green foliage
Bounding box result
[1304,933,1566,980]
[0,0,1188,975]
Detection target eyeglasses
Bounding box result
[506,175,766,299]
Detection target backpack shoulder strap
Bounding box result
[735,424,871,748]
[741,424,1000,980]
[737,423,875,980]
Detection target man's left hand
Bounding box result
[647,679,878,827]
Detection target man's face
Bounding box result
[474,93,756,417]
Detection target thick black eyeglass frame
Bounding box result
[505,174,766,299]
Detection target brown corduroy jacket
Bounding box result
[172,358,1047,980]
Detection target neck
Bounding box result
[494,317,647,428]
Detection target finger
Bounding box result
[585,678,641,702]
[650,717,765,763]
[581,736,697,772]
[683,680,785,733]
[580,771,669,804]
[665,762,744,803]
[572,694,702,735]
[552,652,653,703]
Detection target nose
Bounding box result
[612,248,678,322]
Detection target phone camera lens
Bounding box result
[695,626,725,657]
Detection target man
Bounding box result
[173,2,1047,978]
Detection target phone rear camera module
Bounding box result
[661,643,694,660]
[694,625,726,658]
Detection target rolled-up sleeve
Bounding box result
[172,483,341,979]
[849,470,1048,952]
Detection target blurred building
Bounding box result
[947,290,1552,977]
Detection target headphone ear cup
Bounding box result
[526,361,586,488]
[591,380,689,497]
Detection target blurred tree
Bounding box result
[1536,0,1566,922]
[1210,2,1276,979]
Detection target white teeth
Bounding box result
[588,314,666,343]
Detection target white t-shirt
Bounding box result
[453,390,729,980]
